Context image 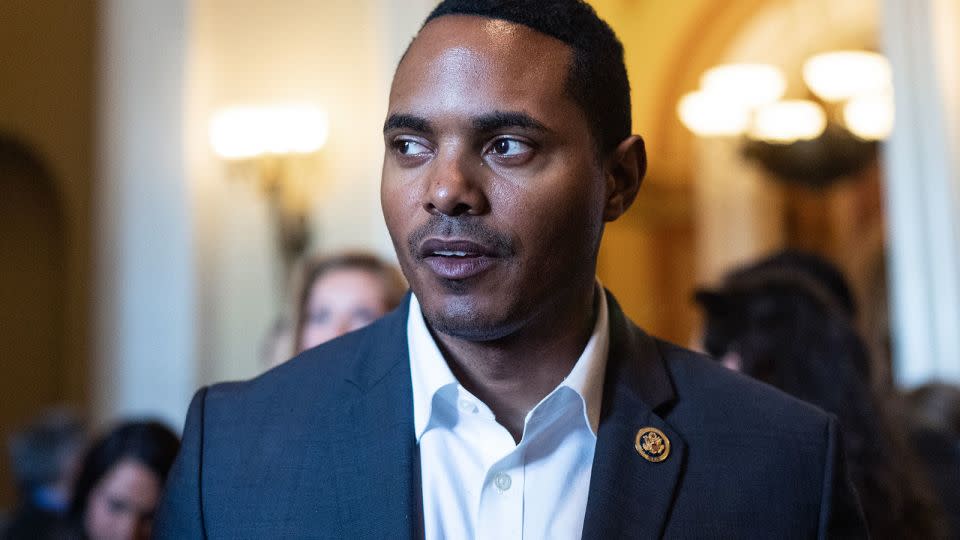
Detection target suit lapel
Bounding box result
[328,296,418,540]
[581,293,686,540]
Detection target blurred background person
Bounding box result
[694,251,947,539]
[2,409,85,540]
[907,382,960,440]
[905,382,960,536]
[67,421,179,540]
[285,252,406,362]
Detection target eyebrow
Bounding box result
[472,111,548,133]
[384,111,549,135]
[383,114,433,134]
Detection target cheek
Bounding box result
[85,496,118,538]
[301,321,338,349]
[381,184,426,282]
[502,169,605,251]
[381,170,419,229]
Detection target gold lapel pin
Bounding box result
[635,427,670,463]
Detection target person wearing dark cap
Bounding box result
[695,249,866,377]
[695,252,946,538]
[155,2,866,537]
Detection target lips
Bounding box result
[418,238,502,280]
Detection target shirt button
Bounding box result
[494,472,512,492]
[458,399,478,413]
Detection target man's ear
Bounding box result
[603,135,646,221]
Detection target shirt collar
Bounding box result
[408,292,458,442]
[408,283,610,441]
[560,284,609,434]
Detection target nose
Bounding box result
[424,150,489,216]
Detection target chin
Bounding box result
[420,293,524,342]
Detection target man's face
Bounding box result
[382,15,608,341]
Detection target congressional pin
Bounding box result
[635,427,670,463]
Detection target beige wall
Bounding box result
[96,0,196,428]
[0,0,95,508]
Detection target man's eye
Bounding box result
[394,139,430,156]
[490,138,531,157]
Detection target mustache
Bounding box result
[408,215,514,258]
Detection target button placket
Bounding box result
[477,462,523,540]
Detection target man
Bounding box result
[155,1,867,538]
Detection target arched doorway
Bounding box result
[0,135,68,509]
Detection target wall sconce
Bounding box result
[209,103,329,288]
[678,52,894,187]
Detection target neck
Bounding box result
[432,283,599,442]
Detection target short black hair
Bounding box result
[729,249,858,319]
[423,0,631,154]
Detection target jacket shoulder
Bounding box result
[164,307,413,538]
[655,339,832,436]
[202,313,403,418]
[649,341,864,537]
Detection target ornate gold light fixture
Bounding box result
[678,51,894,186]
[209,103,329,286]
[679,52,894,143]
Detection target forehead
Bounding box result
[390,15,575,118]
[313,267,379,289]
[99,459,157,494]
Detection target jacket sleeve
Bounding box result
[818,416,869,538]
[153,387,208,539]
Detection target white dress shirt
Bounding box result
[408,286,609,540]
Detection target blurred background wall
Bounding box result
[0,0,95,510]
[1,0,958,512]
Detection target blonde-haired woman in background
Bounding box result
[264,252,406,369]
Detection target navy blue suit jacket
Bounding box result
[154,292,866,538]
